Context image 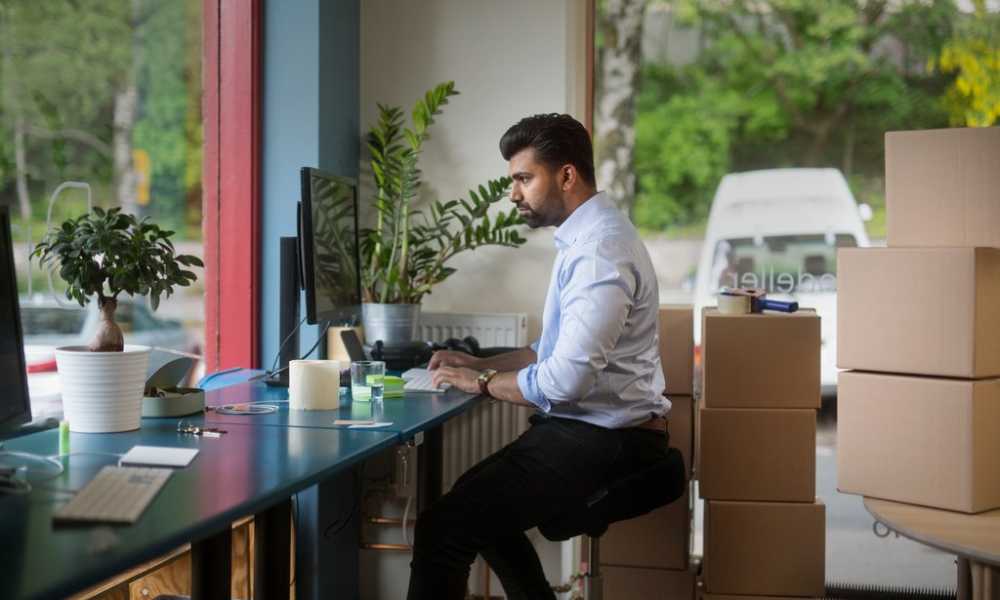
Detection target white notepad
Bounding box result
[120,446,199,468]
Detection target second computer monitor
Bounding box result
[0,206,32,436]
[299,167,362,326]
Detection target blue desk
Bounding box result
[193,376,486,519]
[198,379,482,441]
[0,420,396,600]
[3,370,487,599]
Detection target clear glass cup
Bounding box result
[351,360,385,409]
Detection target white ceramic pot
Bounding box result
[55,345,151,433]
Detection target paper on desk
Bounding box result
[332,419,393,428]
[121,445,199,467]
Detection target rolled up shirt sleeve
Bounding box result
[517,363,550,412]
[530,240,636,406]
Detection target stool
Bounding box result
[538,447,687,599]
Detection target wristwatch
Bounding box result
[477,369,499,397]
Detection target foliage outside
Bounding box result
[361,82,526,305]
[31,207,202,351]
[614,0,998,237]
[935,0,1000,126]
[0,0,202,243]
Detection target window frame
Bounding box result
[202,0,262,372]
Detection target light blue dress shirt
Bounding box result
[516,191,669,429]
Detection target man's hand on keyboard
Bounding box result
[428,350,481,371]
[431,365,480,394]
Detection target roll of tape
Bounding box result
[289,360,342,410]
[717,292,750,315]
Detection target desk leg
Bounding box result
[254,499,292,600]
[295,471,360,600]
[192,527,232,600]
[969,561,1000,600]
[959,557,973,600]
[417,425,443,512]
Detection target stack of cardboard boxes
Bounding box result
[837,127,1000,514]
[602,305,697,598]
[698,309,826,597]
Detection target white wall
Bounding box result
[360,0,589,342]
[360,3,588,598]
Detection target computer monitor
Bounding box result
[298,167,362,325]
[0,205,32,437]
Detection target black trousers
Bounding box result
[406,414,671,600]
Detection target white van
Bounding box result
[692,168,871,396]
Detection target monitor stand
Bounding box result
[262,236,301,389]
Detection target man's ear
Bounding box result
[561,164,576,191]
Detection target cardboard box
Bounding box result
[661,305,695,395]
[701,309,820,409]
[837,247,1000,378]
[602,565,695,600]
[699,408,816,502]
[837,371,1000,513]
[704,500,825,597]
[886,127,1000,248]
[601,488,691,570]
[602,396,693,570]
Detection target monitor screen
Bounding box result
[0,206,31,434]
[299,168,362,325]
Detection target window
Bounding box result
[2,0,205,415]
[593,1,998,588]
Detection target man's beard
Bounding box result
[519,208,545,229]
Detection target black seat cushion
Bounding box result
[538,446,686,541]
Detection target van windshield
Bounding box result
[709,233,858,294]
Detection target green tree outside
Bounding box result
[0,0,202,246]
[628,0,974,237]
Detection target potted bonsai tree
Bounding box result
[32,207,202,432]
[360,81,526,343]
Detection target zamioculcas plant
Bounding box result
[31,207,203,352]
[362,81,527,304]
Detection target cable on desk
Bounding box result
[198,367,246,386]
[1,450,64,481]
[213,404,280,415]
[268,315,308,375]
[402,494,414,547]
[0,476,32,495]
[49,451,123,461]
[254,321,334,383]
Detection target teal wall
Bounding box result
[261,0,360,366]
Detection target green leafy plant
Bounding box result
[362,81,526,304]
[31,206,203,352]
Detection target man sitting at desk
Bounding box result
[410,113,671,600]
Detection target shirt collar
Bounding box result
[553,191,609,250]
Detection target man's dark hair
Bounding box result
[499,113,596,187]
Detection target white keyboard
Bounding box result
[54,466,172,525]
[401,368,450,393]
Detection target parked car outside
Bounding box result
[21,296,197,417]
[692,168,872,397]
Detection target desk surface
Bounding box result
[200,377,482,441]
[864,497,1000,566]
[0,420,396,600]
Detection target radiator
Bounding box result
[419,311,529,348]
[420,312,532,490]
